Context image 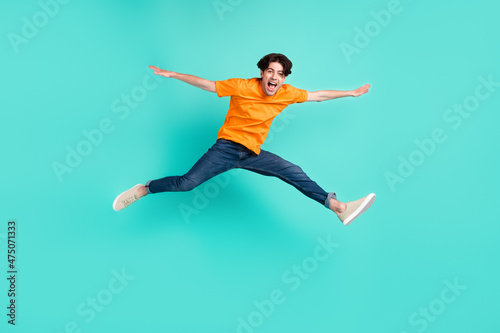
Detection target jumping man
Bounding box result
[113,53,375,226]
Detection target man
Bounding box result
[113,53,375,226]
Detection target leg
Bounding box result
[112,140,241,211]
[236,149,375,226]
[146,140,240,194]
[237,149,334,207]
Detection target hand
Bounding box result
[149,65,175,78]
[351,84,370,97]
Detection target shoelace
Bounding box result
[121,194,139,207]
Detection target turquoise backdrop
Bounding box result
[1,0,499,332]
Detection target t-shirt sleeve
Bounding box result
[215,78,244,97]
[287,85,309,103]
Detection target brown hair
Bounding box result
[257,53,293,77]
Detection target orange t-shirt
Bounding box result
[215,77,308,154]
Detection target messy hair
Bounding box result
[257,53,293,77]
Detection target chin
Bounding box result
[266,86,279,95]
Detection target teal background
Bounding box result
[1,0,499,332]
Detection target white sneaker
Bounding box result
[338,193,376,226]
[113,184,144,211]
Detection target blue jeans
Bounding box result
[146,139,336,208]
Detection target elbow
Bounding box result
[317,91,327,102]
[205,81,216,93]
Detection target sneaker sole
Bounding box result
[112,184,142,211]
[343,193,376,226]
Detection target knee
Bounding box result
[176,176,198,192]
[287,164,304,175]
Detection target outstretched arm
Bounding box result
[149,66,216,93]
[306,84,370,102]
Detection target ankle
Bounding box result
[329,198,346,214]
[137,185,148,198]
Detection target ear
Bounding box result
[260,70,264,78]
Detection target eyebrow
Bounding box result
[266,68,284,73]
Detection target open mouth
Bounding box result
[268,81,278,91]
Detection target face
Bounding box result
[260,62,286,96]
